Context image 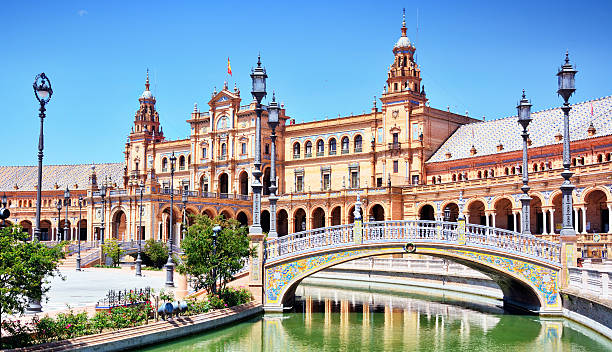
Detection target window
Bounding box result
[452,174,457,182]
[394,83,398,91]
[317,140,324,156]
[323,174,330,190]
[202,147,207,158]
[393,133,399,145]
[162,158,168,172]
[341,137,349,154]
[221,143,227,159]
[351,171,359,188]
[305,141,312,157]
[411,175,419,185]
[293,142,301,158]
[296,175,304,192]
[188,155,191,166]
[135,161,139,171]
[265,143,270,155]
[412,123,420,140]
[241,143,247,155]
[203,183,208,192]
[376,177,383,187]
[354,135,362,152]
[329,138,337,155]
[393,160,399,173]
[377,128,383,143]
[179,155,185,170]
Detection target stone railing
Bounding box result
[568,267,612,301]
[332,257,490,278]
[265,220,561,266]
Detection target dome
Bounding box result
[394,36,412,49]
[141,90,153,99]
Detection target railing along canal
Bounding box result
[265,220,561,266]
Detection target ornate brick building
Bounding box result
[2,15,611,258]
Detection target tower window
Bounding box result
[202,147,207,158]
[394,83,398,91]
[393,160,399,173]
[241,143,247,155]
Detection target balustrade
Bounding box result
[568,267,612,301]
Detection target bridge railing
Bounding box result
[265,220,561,265]
[568,267,612,300]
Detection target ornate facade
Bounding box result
[2,15,611,258]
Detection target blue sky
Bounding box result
[1,0,611,165]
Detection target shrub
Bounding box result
[185,299,211,315]
[207,294,226,309]
[219,287,253,307]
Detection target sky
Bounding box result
[1,0,611,166]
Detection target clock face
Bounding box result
[392,110,399,119]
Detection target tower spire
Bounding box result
[145,68,150,91]
[401,8,407,37]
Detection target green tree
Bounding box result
[0,226,64,316]
[101,238,124,267]
[143,239,169,269]
[178,215,255,293]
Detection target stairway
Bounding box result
[58,248,99,269]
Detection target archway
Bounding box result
[585,190,608,233]
[78,219,88,241]
[220,209,232,220]
[237,211,249,227]
[261,210,270,234]
[530,196,544,234]
[418,204,435,220]
[162,207,180,242]
[218,173,229,196]
[551,193,562,234]
[239,171,249,196]
[294,208,306,232]
[331,206,341,226]
[468,200,485,225]
[19,220,32,239]
[200,175,209,193]
[278,209,288,236]
[40,220,52,241]
[112,210,127,241]
[59,219,72,241]
[202,208,216,219]
[443,203,459,222]
[311,207,325,229]
[263,168,271,196]
[348,205,362,223]
[369,204,385,222]
[494,198,513,231]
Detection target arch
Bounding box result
[221,143,227,158]
[467,199,486,225]
[494,198,513,231]
[418,204,435,220]
[584,189,609,233]
[218,172,229,195]
[19,220,32,238]
[161,157,168,172]
[293,142,301,158]
[202,208,216,219]
[580,186,611,204]
[341,136,349,153]
[111,209,127,241]
[263,167,271,196]
[293,208,306,232]
[40,220,52,241]
[277,209,289,236]
[77,219,88,241]
[442,202,459,222]
[219,208,234,220]
[330,206,341,226]
[179,155,186,170]
[368,204,385,221]
[239,171,249,196]
[311,207,325,229]
[305,140,313,157]
[530,195,545,235]
[354,134,362,151]
[328,138,337,155]
[199,174,209,193]
[261,210,270,234]
[316,139,324,155]
[58,219,71,241]
[347,205,362,223]
[236,211,249,227]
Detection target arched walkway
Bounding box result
[443,203,459,222]
[468,200,485,225]
[369,204,385,222]
[530,196,544,235]
[418,204,435,220]
[348,205,362,223]
[239,171,249,196]
[59,220,71,241]
[277,209,288,236]
[202,208,216,219]
[294,208,306,232]
[78,219,88,241]
[220,209,233,220]
[237,211,249,227]
[494,198,513,231]
[112,210,127,241]
[311,207,325,229]
[19,220,32,238]
[219,173,229,196]
[261,210,270,234]
[330,206,341,226]
[263,167,271,196]
[40,220,52,241]
[585,189,609,233]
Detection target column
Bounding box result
[581,206,587,234]
[608,205,612,234]
[513,212,517,232]
[465,214,470,223]
[542,210,548,235]
[573,208,578,233]
[550,209,555,235]
[485,213,490,227]
[491,212,496,228]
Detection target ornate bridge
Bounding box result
[258,219,563,315]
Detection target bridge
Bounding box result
[255,219,564,315]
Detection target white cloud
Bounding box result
[78,9,88,17]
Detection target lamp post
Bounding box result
[99,181,107,246]
[56,200,62,241]
[267,93,280,238]
[0,193,9,228]
[557,52,578,239]
[182,184,188,243]
[517,90,532,235]
[64,187,70,241]
[212,225,221,294]
[249,55,267,236]
[77,196,83,271]
[136,180,144,277]
[165,152,176,287]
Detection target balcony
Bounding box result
[388,142,401,150]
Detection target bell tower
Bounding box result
[130,69,164,143]
[384,9,427,106]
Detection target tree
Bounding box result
[143,239,169,269]
[101,238,124,267]
[178,215,255,293]
[0,226,64,316]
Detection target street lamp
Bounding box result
[182,184,188,242]
[267,92,280,238]
[212,225,221,294]
[0,193,9,228]
[557,52,577,239]
[64,187,70,241]
[517,90,532,235]
[56,199,62,241]
[33,73,52,244]
[165,152,176,287]
[250,55,267,236]
[77,196,83,271]
[99,181,107,246]
[136,180,144,277]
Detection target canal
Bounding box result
[140,283,612,351]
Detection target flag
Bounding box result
[227,57,232,76]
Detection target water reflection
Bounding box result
[140,284,612,352]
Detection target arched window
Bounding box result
[533,163,538,172]
[179,155,185,170]
[452,174,457,182]
[316,139,324,156]
[341,137,349,153]
[478,171,482,178]
[540,162,545,170]
[305,141,312,157]
[329,138,337,155]
[504,167,509,175]
[354,135,363,152]
[490,169,495,177]
[221,143,227,159]
[162,158,168,172]
[188,154,191,166]
[431,176,436,184]
[484,170,488,178]
[293,142,301,158]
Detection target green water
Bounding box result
[140,284,612,351]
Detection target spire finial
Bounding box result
[145,68,150,91]
[272,90,276,102]
[257,53,261,67]
[401,8,407,37]
[522,89,526,99]
[565,50,570,64]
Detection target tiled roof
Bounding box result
[427,95,612,163]
[0,163,124,192]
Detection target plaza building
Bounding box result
[1,15,611,258]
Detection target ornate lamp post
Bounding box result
[99,181,107,246]
[182,184,188,242]
[56,200,62,241]
[64,187,70,241]
[517,90,532,235]
[249,55,267,236]
[165,152,176,287]
[33,73,52,243]
[136,180,144,276]
[557,52,578,239]
[77,196,83,271]
[267,93,280,238]
[212,225,221,294]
